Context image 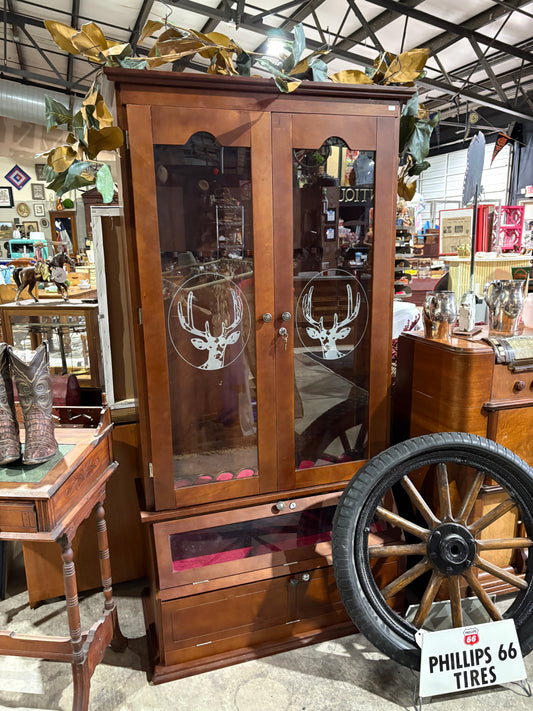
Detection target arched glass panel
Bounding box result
[293,138,374,468]
[154,132,257,490]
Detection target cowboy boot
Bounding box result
[9,343,58,465]
[0,343,20,465]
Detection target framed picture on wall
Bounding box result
[23,221,39,235]
[31,183,46,200]
[326,209,336,223]
[35,164,46,181]
[439,207,473,255]
[33,203,45,216]
[0,186,14,208]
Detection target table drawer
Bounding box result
[0,500,37,533]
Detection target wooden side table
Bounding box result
[0,406,127,711]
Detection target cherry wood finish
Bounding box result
[0,407,127,711]
[21,422,146,606]
[107,68,411,681]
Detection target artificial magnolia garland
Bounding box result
[41,19,437,202]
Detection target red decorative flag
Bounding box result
[490,132,513,165]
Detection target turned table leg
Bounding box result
[95,501,128,652]
[60,535,90,711]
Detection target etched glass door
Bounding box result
[154,133,259,492]
[272,111,394,490]
[293,142,373,469]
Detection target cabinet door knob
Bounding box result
[281,311,292,321]
[262,313,272,323]
[514,380,526,392]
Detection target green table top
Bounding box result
[0,445,75,483]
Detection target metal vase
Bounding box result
[423,290,457,340]
[483,279,525,335]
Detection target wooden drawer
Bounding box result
[159,566,351,668]
[0,500,37,533]
[491,364,533,403]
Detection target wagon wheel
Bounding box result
[332,432,533,669]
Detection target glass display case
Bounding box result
[109,67,411,681]
[0,301,103,389]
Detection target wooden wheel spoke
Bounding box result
[381,558,432,599]
[401,475,440,529]
[463,569,503,621]
[456,470,485,524]
[436,463,452,521]
[376,506,431,541]
[477,537,532,551]
[469,498,516,535]
[412,571,444,628]
[368,542,427,558]
[448,575,463,628]
[474,555,528,590]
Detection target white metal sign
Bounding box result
[418,619,527,698]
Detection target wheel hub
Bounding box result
[427,522,476,574]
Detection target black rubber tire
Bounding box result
[332,432,533,669]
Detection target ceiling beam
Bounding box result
[346,0,385,55]
[361,0,533,64]
[468,37,508,104]
[325,0,424,60]
[129,0,156,50]
[6,0,25,71]
[66,0,80,90]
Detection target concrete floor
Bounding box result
[0,555,531,711]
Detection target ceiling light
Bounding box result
[265,30,290,59]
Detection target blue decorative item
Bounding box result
[5,165,30,190]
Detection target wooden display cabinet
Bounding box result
[108,67,411,681]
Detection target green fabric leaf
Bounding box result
[44,95,72,130]
[46,173,68,195]
[402,92,419,118]
[292,23,305,64]
[236,50,251,76]
[118,56,148,69]
[309,58,328,83]
[255,56,289,81]
[72,110,87,146]
[62,160,94,193]
[407,160,431,177]
[404,121,435,164]
[44,163,62,181]
[96,163,114,203]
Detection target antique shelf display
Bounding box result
[107,68,411,681]
[0,301,103,390]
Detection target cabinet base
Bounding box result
[150,621,356,684]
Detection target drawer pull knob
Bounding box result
[514,380,526,392]
[274,501,285,511]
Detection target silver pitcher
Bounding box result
[483,279,525,335]
[423,290,457,339]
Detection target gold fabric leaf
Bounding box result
[71,22,110,62]
[383,48,429,84]
[86,126,124,157]
[44,21,79,55]
[199,31,231,59]
[330,70,374,85]
[139,20,165,45]
[47,145,77,173]
[290,58,309,75]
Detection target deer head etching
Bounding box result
[302,284,360,359]
[177,289,243,370]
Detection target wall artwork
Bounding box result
[0,221,13,240]
[0,186,14,208]
[35,164,46,180]
[31,183,46,200]
[33,203,45,217]
[5,165,31,190]
[23,221,39,234]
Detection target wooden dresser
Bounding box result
[394,327,533,595]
